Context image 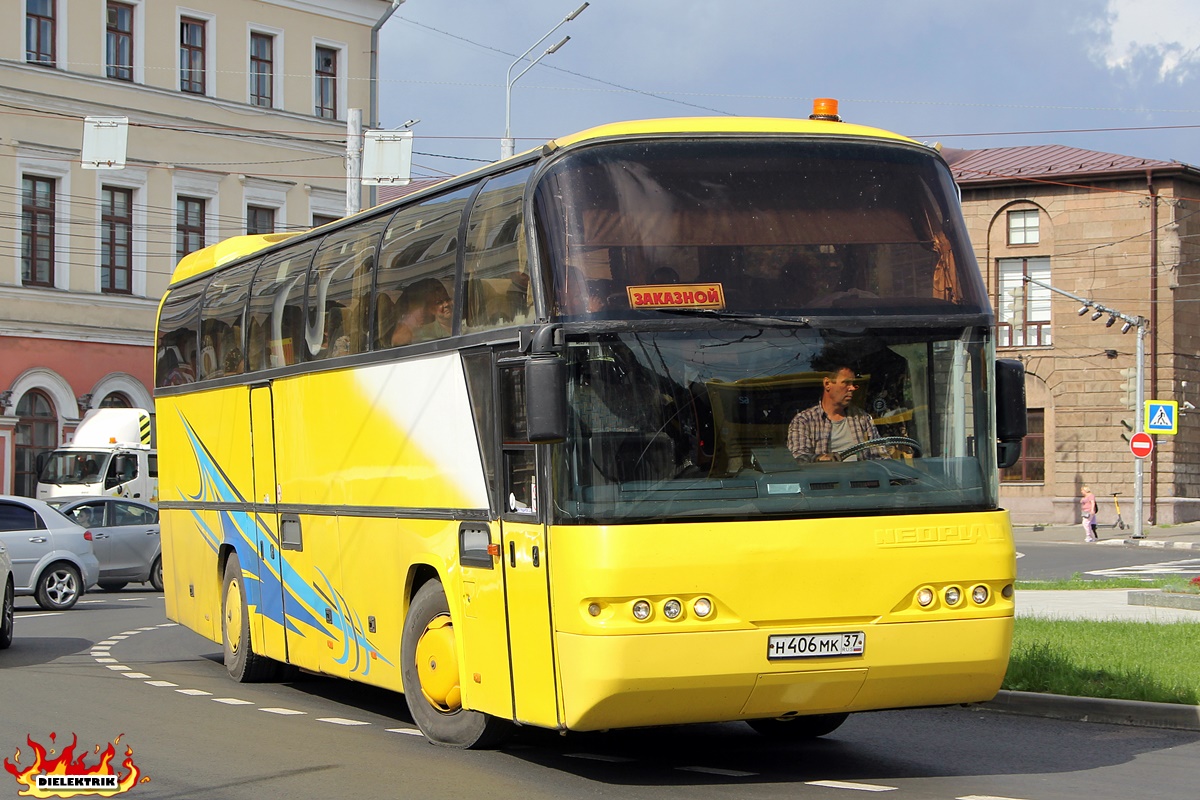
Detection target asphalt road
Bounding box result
[3,588,1200,800]
[1015,540,1200,582]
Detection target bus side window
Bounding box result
[248,242,317,368]
[462,167,534,334]
[375,184,475,349]
[200,259,257,379]
[156,281,203,387]
[307,214,388,361]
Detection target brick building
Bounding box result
[948,145,1200,525]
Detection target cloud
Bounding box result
[1095,0,1200,80]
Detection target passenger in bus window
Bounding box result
[787,365,884,462]
[391,278,451,346]
[414,289,453,341]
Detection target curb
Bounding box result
[1122,538,1200,550]
[1128,590,1200,611]
[979,690,1200,731]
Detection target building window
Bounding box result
[315,46,338,119]
[312,214,339,228]
[102,186,134,294]
[247,205,275,235]
[1002,408,1044,483]
[998,257,1051,347]
[14,390,57,498]
[250,32,274,107]
[180,17,206,94]
[22,175,55,287]
[106,2,134,81]
[99,392,131,408]
[26,0,56,66]
[177,196,206,259]
[1008,209,1039,246]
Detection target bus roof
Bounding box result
[172,232,302,285]
[545,116,917,152]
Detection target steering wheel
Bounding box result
[837,436,922,460]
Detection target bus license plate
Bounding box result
[767,631,865,660]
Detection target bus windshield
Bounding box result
[552,327,996,524]
[535,137,989,319]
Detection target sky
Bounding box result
[376,0,1200,181]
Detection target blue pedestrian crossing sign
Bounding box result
[1145,400,1179,434]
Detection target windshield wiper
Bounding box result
[654,308,811,328]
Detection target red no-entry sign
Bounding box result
[1130,431,1154,458]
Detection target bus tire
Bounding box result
[746,712,849,740]
[400,579,511,749]
[221,554,278,683]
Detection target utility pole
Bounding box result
[1024,276,1148,538]
[346,108,362,217]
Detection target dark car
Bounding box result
[47,497,162,592]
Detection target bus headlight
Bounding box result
[692,597,713,618]
[632,600,652,621]
[663,599,682,620]
[972,585,990,605]
[916,587,935,607]
[944,586,961,606]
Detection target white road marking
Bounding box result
[317,717,371,726]
[105,664,131,671]
[94,658,118,664]
[386,728,423,736]
[261,708,307,716]
[677,766,757,777]
[176,689,212,696]
[957,795,1032,800]
[564,753,636,763]
[145,681,178,687]
[213,698,255,705]
[15,612,62,619]
[1087,558,1200,577]
[806,780,898,792]
[123,672,152,679]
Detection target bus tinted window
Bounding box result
[377,185,474,349]
[307,215,388,360]
[462,167,534,334]
[535,139,988,319]
[247,241,318,370]
[200,259,257,379]
[156,280,204,387]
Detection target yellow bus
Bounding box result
[155,100,1027,748]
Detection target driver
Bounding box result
[787,365,885,462]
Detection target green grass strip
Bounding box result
[1015,573,1200,592]
[1004,617,1200,704]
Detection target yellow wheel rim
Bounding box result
[414,614,461,712]
[225,577,243,656]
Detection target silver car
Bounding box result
[48,497,161,592]
[0,495,99,611]
[1,542,13,648]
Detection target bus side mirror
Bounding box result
[996,358,1027,469]
[36,452,49,477]
[525,354,567,443]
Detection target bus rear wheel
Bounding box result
[400,579,511,749]
[746,712,849,740]
[222,554,282,682]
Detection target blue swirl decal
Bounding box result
[176,410,392,672]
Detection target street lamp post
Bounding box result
[501,2,589,159]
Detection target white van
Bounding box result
[35,409,157,503]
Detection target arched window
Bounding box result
[99,392,131,408]
[14,389,57,497]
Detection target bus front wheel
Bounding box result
[400,579,511,749]
[221,554,280,683]
[747,712,849,740]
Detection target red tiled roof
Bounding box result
[943,144,1191,185]
[375,178,445,205]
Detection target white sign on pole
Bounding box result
[362,129,414,186]
[81,117,128,169]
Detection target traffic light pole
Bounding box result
[1022,277,1148,538]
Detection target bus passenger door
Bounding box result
[497,362,559,728]
[249,383,287,661]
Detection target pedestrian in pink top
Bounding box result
[1080,486,1098,542]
